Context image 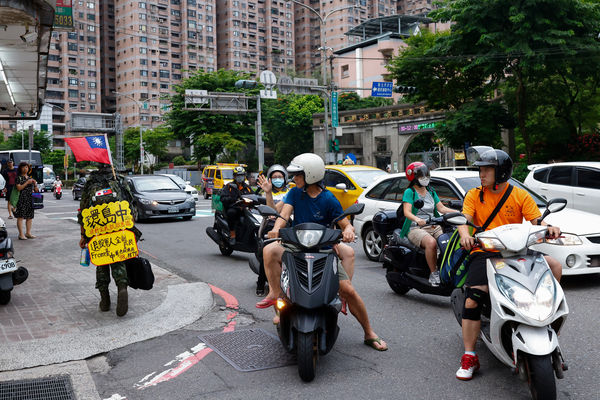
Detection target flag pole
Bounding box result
[104,134,117,179]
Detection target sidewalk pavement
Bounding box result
[0,204,214,372]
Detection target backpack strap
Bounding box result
[481,184,513,231]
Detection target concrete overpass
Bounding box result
[313,103,451,171]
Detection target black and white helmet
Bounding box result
[287,153,325,185]
[473,149,513,185]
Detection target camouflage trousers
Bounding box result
[95,262,128,291]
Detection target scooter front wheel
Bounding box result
[297,331,318,382]
[526,354,556,400]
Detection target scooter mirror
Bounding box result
[443,212,467,226]
[540,197,568,222]
[413,199,425,210]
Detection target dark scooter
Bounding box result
[206,194,265,256]
[373,200,464,296]
[0,223,28,305]
[258,203,365,382]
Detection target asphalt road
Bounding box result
[41,192,600,400]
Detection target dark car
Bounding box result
[72,177,87,201]
[126,175,195,222]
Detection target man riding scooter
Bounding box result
[220,166,253,245]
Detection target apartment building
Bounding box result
[216,0,295,74]
[397,0,433,16]
[294,0,398,78]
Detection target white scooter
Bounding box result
[450,199,569,400]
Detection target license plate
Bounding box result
[0,259,17,273]
[168,207,178,213]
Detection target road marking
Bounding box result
[194,209,213,218]
[131,284,239,391]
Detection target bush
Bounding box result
[512,163,529,182]
[171,156,186,165]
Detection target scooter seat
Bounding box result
[390,229,421,253]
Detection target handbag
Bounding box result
[32,192,44,209]
[125,257,155,290]
[9,188,19,209]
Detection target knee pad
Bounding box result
[462,287,488,321]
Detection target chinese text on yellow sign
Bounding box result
[82,201,134,237]
[88,230,139,266]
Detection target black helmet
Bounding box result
[473,149,513,185]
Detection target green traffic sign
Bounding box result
[331,91,339,128]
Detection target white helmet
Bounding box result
[287,153,325,185]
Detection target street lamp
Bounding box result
[287,1,358,162]
[113,91,145,174]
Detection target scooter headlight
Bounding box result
[495,270,556,321]
[296,229,324,248]
[545,233,582,246]
[477,236,506,251]
[527,230,547,247]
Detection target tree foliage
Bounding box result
[337,92,393,111]
[388,0,600,162]
[0,130,52,153]
[165,69,258,159]
[261,94,324,164]
[194,132,245,164]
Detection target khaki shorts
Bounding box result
[407,225,443,247]
[338,262,349,281]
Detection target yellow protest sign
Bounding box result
[82,201,134,237]
[87,230,139,266]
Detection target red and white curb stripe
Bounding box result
[104,284,238,399]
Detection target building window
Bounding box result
[139,2,146,8]
[341,64,349,78]
[88,82,96,88]
[159,70,170,78]
[88,93,96,100]
[68,78,79,85]
[68,89,78,98]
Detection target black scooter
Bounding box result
[373,202,463,297]
[206,194,265,256]
[258,203,365,382]
[0,224,28,305]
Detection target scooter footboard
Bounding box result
[511,325,559,362]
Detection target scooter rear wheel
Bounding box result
[526,354,556,400]
[297,331,318,382]
[0,290,11,305]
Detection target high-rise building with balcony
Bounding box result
[397,0,433,16]
[215,0,295,74]
[294,0,398,78]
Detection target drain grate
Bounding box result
[0,375,75,400]
[199,328,296,372]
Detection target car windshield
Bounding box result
[167,174,186,187]
[345,169,388,188]
[134,176,181,191]
[455,177,547,207]
[221,169,234,179]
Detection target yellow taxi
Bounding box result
[323,165,388,210]
[201,163,247,199]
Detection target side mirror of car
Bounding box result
[335,183,348,192]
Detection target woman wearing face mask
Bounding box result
[400,162,455,287]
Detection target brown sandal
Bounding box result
[25,234,36,239]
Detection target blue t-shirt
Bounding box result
[284,186,343,226]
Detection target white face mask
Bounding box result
[418,177,430,187]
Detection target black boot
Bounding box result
[116,284,128,317]
[99,289,110,312]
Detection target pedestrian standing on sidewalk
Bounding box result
[2,160,18,219]
[77,164,141,317]
[14,162,38,240]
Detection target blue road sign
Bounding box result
[371,82,394,97]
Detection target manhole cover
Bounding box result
[0,375,75,400]
[199,328,295,372]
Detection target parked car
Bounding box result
[524,162,600,214]
[125,175,196,222]
[160,173,199,202]
[354,169,600,276]
[72,177,87,201]
[323,165,388,211]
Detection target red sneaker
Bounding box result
[456,354,480,380]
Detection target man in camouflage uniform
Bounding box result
[78,164,141,317]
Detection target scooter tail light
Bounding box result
[276,298,286,310]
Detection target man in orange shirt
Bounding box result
[455,149,562,381]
